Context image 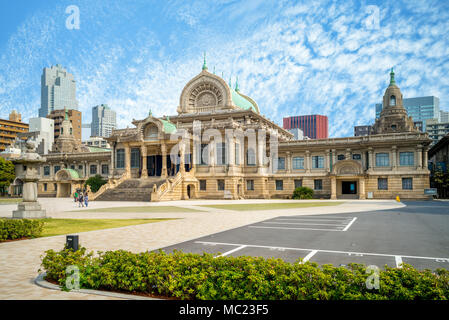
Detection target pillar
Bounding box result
[111,143,115,176]
[417,144,423,169]
[326,149,331,173]
[141,144,148,178]
[286,151,291,173]
[180,142,185,174]
[228,136,235,172]
[331,176,337,200]
[125,145,131,176]
[257,136,265,174]
[391,146,397,169]
[359,177,366,200]
[160,143,167,178]
[368,148,373,170]
[423,147,428,169]
[305,150,311,173]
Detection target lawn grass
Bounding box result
[39,218,174,237]
[199,202,344,211]
[71,205,199,213]
[0,198,22,205]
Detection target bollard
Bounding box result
[66,235,79,251]
[396,196,400,202]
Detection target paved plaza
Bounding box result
[1,198,447,300]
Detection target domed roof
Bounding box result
[231,88,258,113]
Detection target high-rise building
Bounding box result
[283,115,328,139]
[27,117,54,154]
[0,111,29,152]
[375,96,440,130]
[47,109,82,142]
[440,110,449,123]
[354,125,372,136]
[426,118,449,145]
[91,104,116,138]
[39,64,79,117]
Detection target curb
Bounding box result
[34,273,159,300]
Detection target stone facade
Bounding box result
[35,65,432,200]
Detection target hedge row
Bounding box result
[40,247,449,300]
[0,219,44,241]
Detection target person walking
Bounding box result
[78,192,84,207]
[74,191,78,203]
[84,191,89,207]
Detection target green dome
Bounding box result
[66,169,80,179]
[231,89,257,113]
[160,118,177,134]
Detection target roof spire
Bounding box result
[213,66,215,74]
[202,51,207,70]
[235,76,239,92]
[228,76,232,88]
[149,109,152,117]
[389,67,396,86]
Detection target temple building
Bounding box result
[34,61,431,201]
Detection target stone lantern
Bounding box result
[12,140,47,218]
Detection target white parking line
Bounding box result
[249,226,344,231]
[275,218,352,222]
[195,241,449,262]
[342,217,357,231]
[217,245,247,257]
[263,222,347,226]
[302,250,318,262]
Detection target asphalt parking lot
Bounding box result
[160,201,449,270]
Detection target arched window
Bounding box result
[390,95,396,106]
[144,124,159,140]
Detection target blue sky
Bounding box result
[1,0,448,139]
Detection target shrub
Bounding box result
[0,218,44,241]
[84,174,107,193]
[40,247,449,300]
[292,187,314,199]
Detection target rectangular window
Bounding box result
[337,154,345,160]
[131,148,140,168]
[216,142,226,165]
[70,165,75,170]
[90,165,97,175]
[54,165,61,174]
[399,152,414,166]
[314,179,323,190]
[402,178,413,190]
[292,157,304,169]
[247,148,256,166]
[54,183,57,191]
[312,156,324,169]
[116,149,125,168]
[44,183,47,191]
[278,157,285,170]
[378,178,388,190]
[247,180,254,191]
[44,166,50,176]
[276,180,283,191]
[101,164,109,175]
[78,165,83,171]
[375,153,390,167]
[352,154,361,160]
[294,179,303,189]
[199,180,207,191]
[217,180,225,191]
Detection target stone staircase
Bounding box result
[95,178,166,202]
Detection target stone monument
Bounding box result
[12,140,47,218]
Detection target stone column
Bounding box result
[210,139,215,175]
[331,176,337,200]
[141,144,148,178]
[368,148,373,170]
[228,136,235,173]
[125,145,131,177]
[326,149,331,173]
[417,144,423,169]
[359,177,366,200]
[391,146,397,169]
[286,151,291,173]
[305,150,311,173]
[180,142,185,174]
[423,147,428,169]
[257,137,265,174]
[345,148,351,160]
[332,149,337,168]
[110,143,115,176]
[161,143,167,178]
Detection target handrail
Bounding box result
[90,172,129,200]
[151,171,183,201]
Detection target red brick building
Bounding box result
[283,115,328,139]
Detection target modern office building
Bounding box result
[83,136,111,149]
[440,110,449,123]
[287,128,306,140]
[39,64,79,117]
[375,96,440,130]
[354,125,372,136]
[91,104,116,138]
[26,117,54,154]
[283,115,328,139]
[47,109,82,142]
[426,119,449,145]
[0,111,29,152]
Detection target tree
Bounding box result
[84,174,107,193]
[0,157,15,196]
[292,187,314,199]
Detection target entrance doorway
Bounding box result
[342,181,357,194]
[147,155,162,176]
[58,183,72,197]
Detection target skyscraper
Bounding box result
[91,104,116,138]
[375,96,440,130]
[283,115,328,139]
[39,64,79,117]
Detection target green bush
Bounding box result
[84,174,107,193]
[292,187,314,199]
[40,247,449,300]
[0,219,44,241]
